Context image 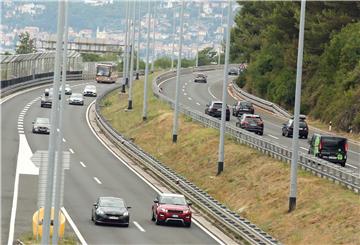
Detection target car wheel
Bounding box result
[341,162,345,167]
[282,130,285,136]
[155,214,161,225]
[304,135,308,139]
[91,213,94,221]
[226,117,230,121]
[259,131,263,136]
[151,211,155,221]
[236,122,239,127]
[184,222,191,228]
[285,130,289,137]
[32,128,35,133]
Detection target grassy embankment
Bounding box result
[18,232,77,245]
[100,73,360,245]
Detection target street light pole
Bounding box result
[289,0,306,212]
[218,5,224,65]
[170,5,176,70]
[217,0,231,175]
[172,0,184,143]
[142,0,151,121]
[52,1,68,243]
[128,0,136,110]
[122,1,129,93]
[150,2,156,73]
[136,3,141,80]
[41,1,65,244]
[125,1,131,87]
[195,4,201,68]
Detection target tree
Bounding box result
[197,47,218,66]
[16,32,36,54]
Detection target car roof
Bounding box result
[99,196,124,201]
[85,85,96,88]
[313,133,347,140]
[160,193,185,198]
[243,113,260,117]
[35,117,49,121]
[211,101,223,104]
[72,93,82,96]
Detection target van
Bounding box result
[308,134,348,167]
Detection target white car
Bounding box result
[83,85,97,97]
[32,117,50,134]
[69,93,84,105]
[60,84,72,95]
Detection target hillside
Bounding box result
[230,1,360,133]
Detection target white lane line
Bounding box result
[267,134,279,140]
[18,131,24,134]
[69,148,74,154]
[184,92,187,96]
[57,128,60,132]
[348,149,360,155]
[79,161,86,168]
[182,89,185,92]
[86,101,227,245]
[19,112,25,115]
[61,207,88,245]
[93,177,102,184]
[347,164,358,169]
[300,147,308,151]
[188,97,192,101]
[196,102,201,106]
[62,138,66,142]
[185,82,188,85]
[208,85,218,100]
[18,122,24,125]
[133,221,146,232]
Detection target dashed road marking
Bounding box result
[188,97,192,101]
[80,161,86,168]
[185,82,188,86]
[184,93,187,96]
[93,177,102,184]
[133,221,146,232]
[196,102,201,106]
[208,85,218,100]
[267,134,279,140]
[63,138,66,142]
[69,148,74,154]
[300,147,308,151]
[347,164,358,169]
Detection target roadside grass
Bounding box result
[18,231,78,245]
[101,74,360,245]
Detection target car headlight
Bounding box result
[160,208,167,213]
[123,211,129,216]
[96,209,105,215]
[183,209,190,214]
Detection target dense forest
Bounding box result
[230,1,360,132]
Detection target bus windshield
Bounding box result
[96,66,111,77]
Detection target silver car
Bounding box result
[69,93,84,105]
[32,117,50,134]
[83,85,97,97]
[60,84,72,95]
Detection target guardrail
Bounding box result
[231,82,292,118]
[1,71,83,98]
[94,86,280,245]
[152,70,360,194]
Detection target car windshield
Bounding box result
[99,198,124,208]
[159,196,187,205]
[240,102,252,108]
[299,122,307,127]
[196,74,205,78]
[72,94,82,99]
[245,118,261,124]
[36,118,49,124]
[213,103,222,109]
[86,85,96,90]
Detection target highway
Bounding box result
[159,70,360,170]
[1,80,223,244]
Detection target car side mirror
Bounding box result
[153,199,159,203]
[93,203,98,207]
[127,206,131,209]
[206,104,209,107]
[187,201,192,206]
[32,121,35,124]
[283,123,286,126]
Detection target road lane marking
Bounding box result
[62,138,66,142]
[300,147,308,151]
[184,92,187,96]
[196,102,201,106]
[208,85,218,100]
[69,148,74,154]
[61,207,88,245]
[188,97,192,101]
[93,177,102,184]
[267,134,279,140]
[347,164,358,169]
[185,82,188,85]
[133,221,146,232]
[80,161,86,168]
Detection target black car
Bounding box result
[92,197,131,226]
[228,68,239,75]
[193,73,207,83]
[282,115,308,139]
[308,134,348,167]
[205,101,230,121]
[236,114,264,135]
[232,101,254,117]
[40,95,53,108]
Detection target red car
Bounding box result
[151,193,192,227]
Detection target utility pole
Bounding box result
[170,5,176,70]
[52,1,68,244]
[142,0,151,121]
[172,0,184,143]
[217,0,231,176]
[150,2,156,73]
[289,0,306,212]
[128,0,136,110]
[41,1,65,244]
[195,4,201,68]
[136,3,141,80]
[122,1,129,93]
